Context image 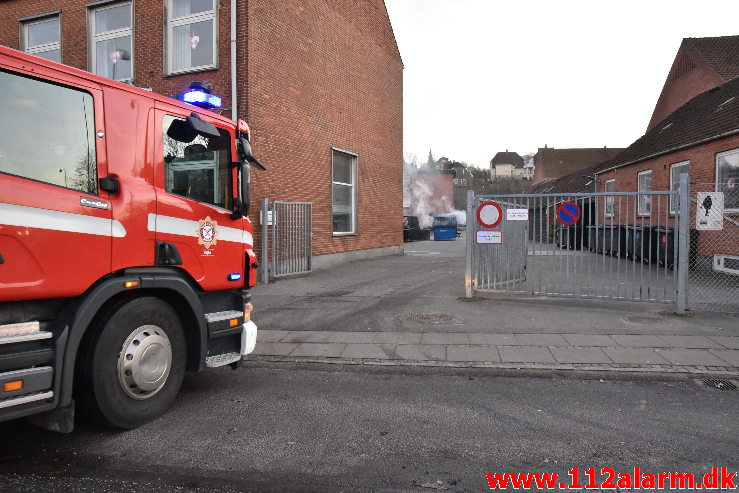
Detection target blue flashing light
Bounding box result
[227,273,242,281]
[181,89,222,109]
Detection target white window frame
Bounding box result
[604,178,615,217]
[716,148,739,213]
[22,14,61,61]
[669,160,689,214]
[637,170,652,216]
[89,2,133,81]
[331,148,358,236]
[166,0,217,75]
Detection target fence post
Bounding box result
[465,189,474,298]
[676,173,690,312]
[260,197,269,284]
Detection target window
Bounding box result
[167,0,216,74]
[604,179,615,217]
[22,15,61,62]
[637,170,652,216]
[90,2,133,81]
[162,115,232,210]
[332,149,357,234]
[716,148,739,212]
[0,70,97,193]
[669,160,689,214]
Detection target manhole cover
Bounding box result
[398,313,453,324]
[624,316,661,324]
[695,378,738,391]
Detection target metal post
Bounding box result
[465,189,474,298]
[260,197,269,284]
[676,173,690,312]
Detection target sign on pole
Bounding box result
[696,192,724,230]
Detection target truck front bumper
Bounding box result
[241,320,257,357]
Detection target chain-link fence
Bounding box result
[688,183,739,313]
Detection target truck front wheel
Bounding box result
[76,297,187,429]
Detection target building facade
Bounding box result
[0,0,404,271]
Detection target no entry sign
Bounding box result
[557,202,581,225]
[476,201,503,228]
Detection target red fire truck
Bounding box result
[0,46,264,431]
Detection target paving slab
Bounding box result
[602,347,669,364]
[420,332,469,345]
[499,346,556,364]
[550,347,613,364]
[515,334,568,346]
[374,332,423,344]
[447,345,500,362]
[252,342,298,356]
[610,335,669,348]
[280,331,333,343]
[658,348,730,366]
[393,344,446,361]
[709,336,739,350]
[257,330,289,343]
[340,343,394,359]
[656,335,724,349]
[562,334,616,347]
[290,343,346,358]
[468,333,517,345]
[326,332,377,343]
[709,349,739,366]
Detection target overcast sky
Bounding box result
[384,0,739,168]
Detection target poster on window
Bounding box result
[696,192,724,230]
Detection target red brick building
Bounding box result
[531,146,624,190]
[0,0,404,271]
[647,35,739,132]
[409,170,455,228]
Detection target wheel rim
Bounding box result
[117,325,172,400]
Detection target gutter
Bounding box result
[230,0,237,122]
[595,127,739,176]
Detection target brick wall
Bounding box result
[409,172,455,222]
[245,0,403,258]
[0,0,404,262]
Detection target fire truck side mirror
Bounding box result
[238,137,266,171]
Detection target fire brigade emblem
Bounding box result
[197,217,218,249]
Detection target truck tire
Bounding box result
[75,297,187,429]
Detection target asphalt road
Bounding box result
[1,362,737,492]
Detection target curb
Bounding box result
[248,355,739,377]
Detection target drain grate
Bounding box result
[398,313,453,324]
[696,378,738,391]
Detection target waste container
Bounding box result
[403,215,431,242]
[626,225,655,263]
[652,227,701,269]
[432,215,457,241]
[592,225,626,256]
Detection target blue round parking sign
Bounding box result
[557,202,581,225]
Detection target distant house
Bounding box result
[490,151,525,181]
[648,35,739,132]
[531,146,625,188]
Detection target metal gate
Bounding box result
[267,201,312,278]
[465,176,691,309]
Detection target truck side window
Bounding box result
[162,115,232,210]
[0,70,97,194]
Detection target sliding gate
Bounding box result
[465,180,690,308]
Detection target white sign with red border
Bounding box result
[506,208,529,221]
[476,230,503,244]
[476,201,503,228]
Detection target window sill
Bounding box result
[165,65,219,78]
[332,232,358,237]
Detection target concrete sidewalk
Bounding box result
[250,236,739,376]
[252,329,739,375]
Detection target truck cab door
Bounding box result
[151,106,246,290]
[0,67,112,301]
